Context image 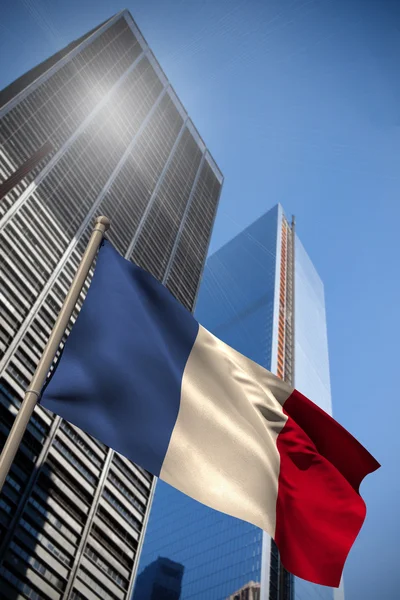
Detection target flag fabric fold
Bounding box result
[40,239,379,587]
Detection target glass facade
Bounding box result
[293,238,342,600]
[135,206,279,600]
[135,204,341,600]
[0,10,222,600]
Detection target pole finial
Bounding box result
[95,215,111,231]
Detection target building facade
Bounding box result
[134,204,344,600]
[0,10,223,600]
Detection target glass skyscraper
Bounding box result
[134,204,344,600]
[0,10,222,599]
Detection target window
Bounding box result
[112,455,149,496]
[52,438,97,484]
[0,497,12,514]
[108,472,145,514]
[78,568,119,600]
[70,591,86,600]
[36,477,85,524]
[30,414,48,436]
[6,474,21,492]
[85,545,128,589]
[19,518,72,566]
[0,382,21,409]
[45,456,92,504]
[0,565,43,600]
[60,421,103,467]
[103,489,141,531]
[27,495,78,543]
[8,541,65,591]
[97,506,137,549]
[6,363,30,390]
[15,347,37,373]
[90,524,133,570]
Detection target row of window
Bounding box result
[108,471,145,514]
[131,133,202,282]
[0,383,49,441]
[0,323,12,353]
[14,346,38,379]
[0,16,140,169]
[3,221,52,282]
[100,95,184,255]
[96,506,137,554]
[90,524,133,571]
[103,488,141,532]
[6,473,21,492]
[10,212,57,273]
[70,590,86,600]
[1,264,29,321]
[30,62,162,241]
[0,235,44,296]
[0,565,44,600]
[0,297,21,333]
[28,494,79,544]
[45,456,92,506]
[8,540,65,591]
[0,497,12,514]
[2,472,31,515]
[7,361,30,390]
[23,200,67,265]
[19,517,73,566]
[112,455,150,495]
[78,567,119,600]
[85,544,128,589]
[52,437,97,485]
[0,415,40,470]
[60,420,104,467]
[37,474,85,525]
[166,160,222,312]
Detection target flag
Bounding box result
[40,239,379,587]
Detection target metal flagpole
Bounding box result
[0,215,110,494]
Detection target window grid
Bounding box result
[60,420,104,468]
[52,438,98,485]
[19,517,73,566]
[0,565,44,600]
[8,540,65,591]
[102,489,141,532]
[85,544,128,590]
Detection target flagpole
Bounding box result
[0,215,110,494]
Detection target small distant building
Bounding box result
[133,556,184,600]
[228,580,261,600]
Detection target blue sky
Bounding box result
[1,0,399,598]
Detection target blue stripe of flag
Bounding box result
[40,240,199,476]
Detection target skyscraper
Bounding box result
[134,204,344,600]
[0,10,223,600]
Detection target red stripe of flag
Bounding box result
[275,389,380,587]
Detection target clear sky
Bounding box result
[1,0,399,598]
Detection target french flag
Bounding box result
[41,239,380,587]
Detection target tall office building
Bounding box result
[134,204,344,600]
[0,10,223,600]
